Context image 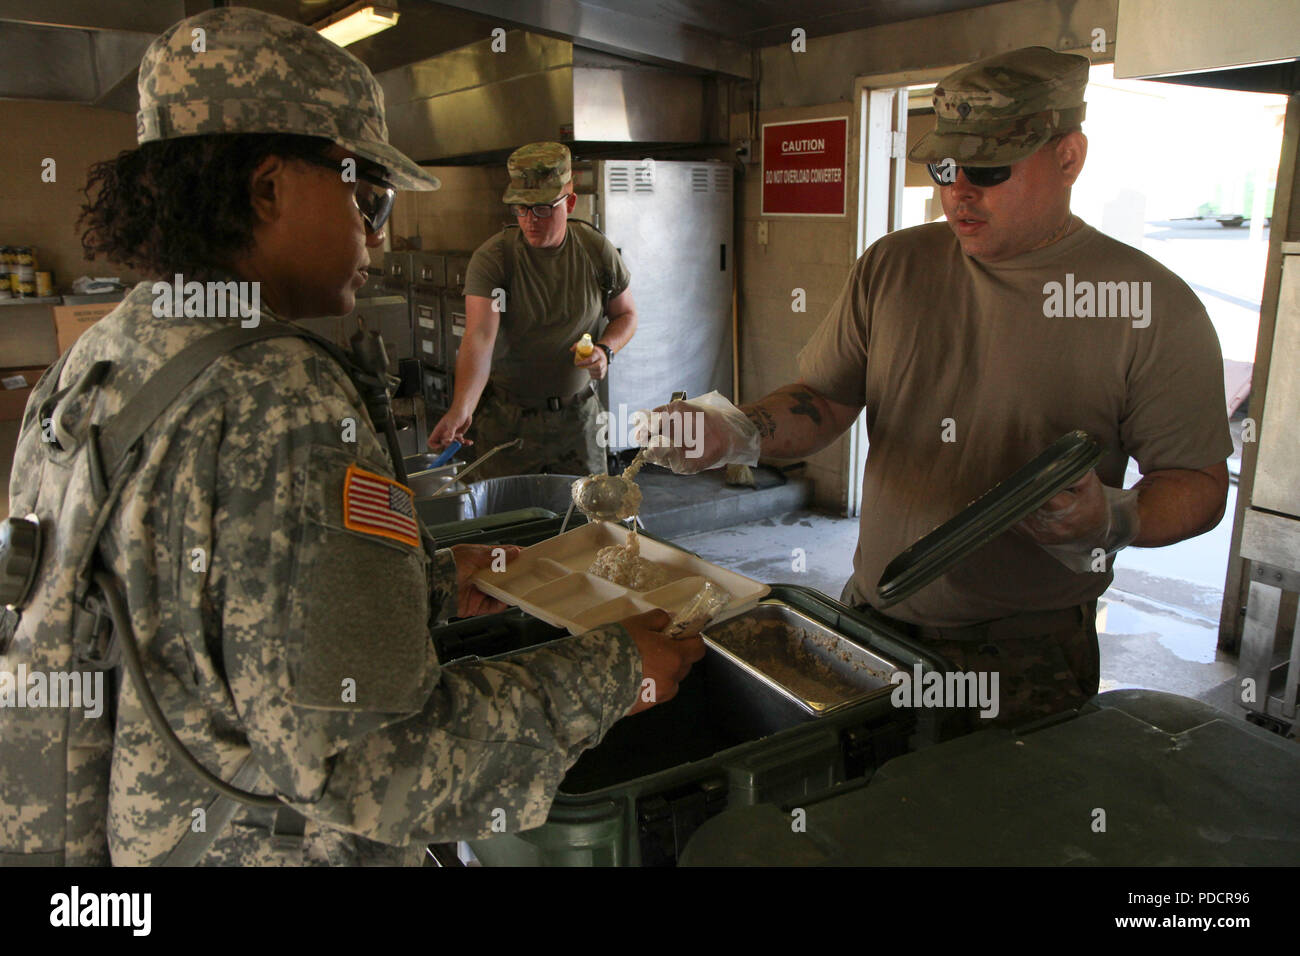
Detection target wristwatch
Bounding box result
[595,342,613,365]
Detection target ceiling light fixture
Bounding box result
[315,1,400,47]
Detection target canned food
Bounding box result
[35,271,52,297]
[12,246,35,296]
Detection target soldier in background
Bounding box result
[427,142,638,478]
[3,7,699,866]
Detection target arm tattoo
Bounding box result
[745,406,777,439]
[788,390,823,426]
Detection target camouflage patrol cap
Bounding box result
[502,142,572,204]
[908,46,1089,167]
[136,7,439,191]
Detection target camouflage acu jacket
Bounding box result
[6,281,641,866]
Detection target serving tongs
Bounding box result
[424,438,522,497]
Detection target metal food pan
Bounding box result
[403,453,464,477]
[702,601,901,717]
[403,456,467,501]
[557,642,818,796]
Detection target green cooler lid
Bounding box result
[678,690,1300,866]
[875,430,1101,608]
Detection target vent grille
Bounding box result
[691,167,710,192]
[633,163,655,192]
[608,165,631,193]
[713,166,731,192]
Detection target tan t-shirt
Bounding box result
[465,222,631,399]
[798,220,1233,626]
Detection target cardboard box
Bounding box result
[0,366,48,422]
[0,304,59,367]
[53,302,116,354]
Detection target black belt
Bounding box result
[491,381,597,413]
[907,604,1091,643]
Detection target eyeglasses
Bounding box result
[509,196,566,219]
[926,162,1013,188]
[298,154,397,234]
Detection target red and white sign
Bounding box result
[761,116,848,217]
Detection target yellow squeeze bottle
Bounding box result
[574,333,594,363]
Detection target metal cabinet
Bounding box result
[596,160,734,446]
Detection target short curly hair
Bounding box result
[79,133,334,278]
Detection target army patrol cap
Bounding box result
[503,142,572,204]
[908,46,1089,167]
[136,7,440,191]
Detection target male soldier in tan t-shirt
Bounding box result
[428,142,638,478]
[640,47,1232,727]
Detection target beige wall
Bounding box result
[0,101,142,291]
[734,102,857,513]
[388,164,514,254]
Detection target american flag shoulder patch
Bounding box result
[342,464,420,548]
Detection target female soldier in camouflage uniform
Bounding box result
[2,7,700,866]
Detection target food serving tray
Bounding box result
[470,520,770,635]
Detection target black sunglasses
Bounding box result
[299,154,397,233]
[926,161,1013,188]
[509,196,566,219]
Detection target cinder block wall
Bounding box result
[0,101,142,291]
[732,103,857,514]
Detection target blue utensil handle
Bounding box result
[431,441,461,468]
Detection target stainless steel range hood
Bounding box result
[0,0,187,110]
[378,30,716,163]
[1114,0,1300,93]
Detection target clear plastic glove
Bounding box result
[632,390,760,475]
[1019,472,1140,573]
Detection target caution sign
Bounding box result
[761,116,848,217]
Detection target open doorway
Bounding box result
[855,63,1287,702]
[845,84,909,518]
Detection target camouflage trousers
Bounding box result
[867,599,1100,730]
[469,381,607,480]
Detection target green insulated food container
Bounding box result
[678,689,1300,866]
[448,585,956,866]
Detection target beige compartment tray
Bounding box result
[470,521,770,635]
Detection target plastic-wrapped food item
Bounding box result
[666,581,732,638]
